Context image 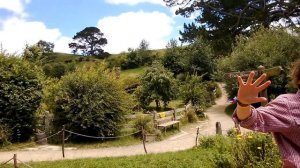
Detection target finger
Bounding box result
[237,76,245,86]
[246,71,255,85]
[253,73,267,86]
[257,80,271,92]
[253,97,268,103]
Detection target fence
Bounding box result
[1,121,236,166]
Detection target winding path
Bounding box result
[0,84,241,162]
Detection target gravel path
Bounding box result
[0,84,241,163]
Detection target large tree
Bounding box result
[37,40,54,53]
[136,62,177,109]
[69,27,107,57]
[164,0,300,54]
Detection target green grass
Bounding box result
[64,136,141,149]
[120,67,146,79]
[23,148,215,168]
[147,99,184,112]
[0,142,37,151]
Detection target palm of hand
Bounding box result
[237,71,271,105]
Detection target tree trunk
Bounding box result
[155,100,160,110]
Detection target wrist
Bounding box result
[236,99,250,107]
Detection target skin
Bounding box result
[236,71,271,120]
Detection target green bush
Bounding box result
[0,55,43,142]
[133,114,154,136]
[47,65,132,142]
[0,123,11,147]
[219,28,300,98]
[199,132,281,168]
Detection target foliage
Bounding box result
[69,27,108,57]
[180,74,208,106]
[22,44,44,63]
[43,63,67,79]
[162,39,184,76]
[121,40,155,70]
[164,0,300,54]
[0,123,11,147]
[47,65,132,142]
[182,108,198,123]
[181,38,215,80]
[200,132,281,168]
[37,40,54,53]
[137,62,177,109]
[219,28,300,99]
[0,55,43,142]
[133,114,154,135]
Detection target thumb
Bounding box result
[254,97,268,103]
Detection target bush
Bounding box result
[47,65,132,142]
[133,114,154,136]
[0,55,43,142]
[182,108,198,123]
[199,132,281,167]
[0,123,11,147]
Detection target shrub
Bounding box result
[0,55,43,142]
[47,65,132,142]
[182,108,198,123]
[199,132,281,167]
[0,123,11,147]
[133,114,154,136]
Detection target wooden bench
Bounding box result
[153,110,180,134]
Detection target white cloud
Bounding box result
[0,0,30,17]
[105,0,164,6]
[0,17,72,54]
[98,11,174,54]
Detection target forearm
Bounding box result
[236,105,252,121]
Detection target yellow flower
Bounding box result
[237,137,242,140]
[247,135,253,139]
[257,147,262,150]
[237,134,243,137]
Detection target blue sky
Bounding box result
[0,0,192,54]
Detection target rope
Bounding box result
[17,159,33,168]
[34,130,62,143]
[0,157,13,165]
[65,129,141,139]
[2,130,62,150]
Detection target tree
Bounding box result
[37,40,54,53]
[181,38,215,80]
[22,44,43,62]
[137,62,177,109]
[162,39,184,76]
[47,65,132,141]
[69,27,108,57]
[0,54,43,142]
[164,0,300,54]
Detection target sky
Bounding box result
[0,0,192,54]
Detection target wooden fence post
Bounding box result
[13,154,18,168]
[62,125,65,158]
[142,127,148,154]
[216,122,222,135]
[195,127,200,147]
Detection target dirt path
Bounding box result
[0,84,240,162]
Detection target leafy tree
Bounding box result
[37,40,54,53]
[137,62,177,109]
[180,74,209,107]
[69,27,108,57]
[162,39,184,76]
[47,65,132,141]
[42,63,67,79]
[0,54,43,142]
[22,44,43,62]
[164,0,300,54]
[181,38,215,80]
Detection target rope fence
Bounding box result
[64,129,141,139]
[0,154,33,168]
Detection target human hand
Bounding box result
[237,71,271,105]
